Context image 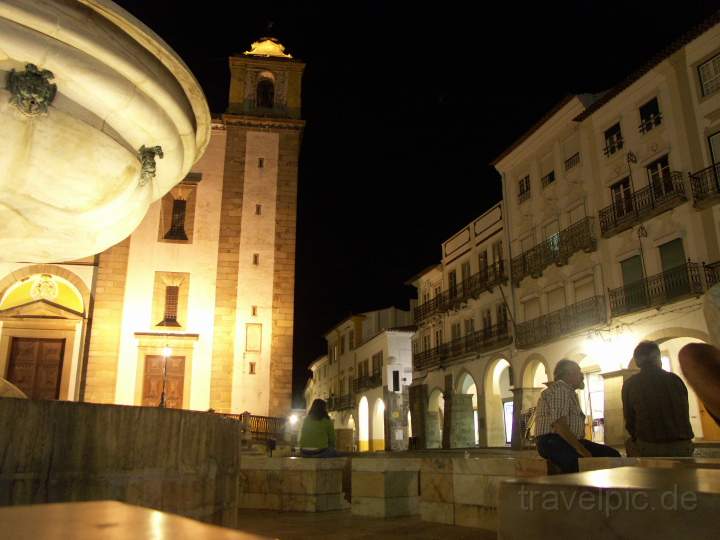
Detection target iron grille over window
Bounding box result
[518,175,531,203]
[638,98,662,134]
[159,285,180,326]
[603,123,624,156]
[164,199,188,241]
[564,152,580,171]
[541,170,556,188]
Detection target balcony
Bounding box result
[690,163,720,209]
[414,295,443,324]
[516,296,606,349]
[511,217,597,286]
[413,322,512,371]
[598,172,687,238]
[353,371,382,393]
[518,189,531,204]
[414,261,507,323]
[608,262,704,317]
[327,394,355,411]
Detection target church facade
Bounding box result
[0,39,303,417]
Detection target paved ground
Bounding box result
[235,509,496,539]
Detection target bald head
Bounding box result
[554,359,584,389]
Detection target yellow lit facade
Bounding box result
[0,39,305,418]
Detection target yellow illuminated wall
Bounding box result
[0,274,84,314]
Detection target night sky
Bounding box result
[115,1,720,406]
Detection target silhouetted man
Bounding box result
[622,341,694,457]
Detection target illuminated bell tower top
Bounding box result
[227,37,305,120]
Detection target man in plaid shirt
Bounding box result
[535,359,620,473]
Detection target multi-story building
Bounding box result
[0,38,304,417]
[304,307,414,451]
[494,13,720,447]
[408,203,514,449]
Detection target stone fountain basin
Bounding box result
[0,0,210,262]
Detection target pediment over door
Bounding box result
[0,299,84,320]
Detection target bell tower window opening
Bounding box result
[257,78,275,108]
[164,199,188,241]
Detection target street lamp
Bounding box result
[159,344,172,408]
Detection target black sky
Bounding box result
[114,1,720,406]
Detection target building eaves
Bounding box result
[386,325,417,333]
[574,10,720,122]
[490,94,576,166]
[404,263,442,286]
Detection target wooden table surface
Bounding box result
[0,501,276,540]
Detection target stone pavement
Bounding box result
[235,509,495,539]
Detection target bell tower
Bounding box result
[210,38,305,416]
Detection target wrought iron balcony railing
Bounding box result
[511,217,597,286]
[353,371,382,393]
[414,261,507,323]
[689,163,720,207]
[327,394,355,411]
[608,262,703,317]
[413,322,511,371]
[705,261,720,289]
[564,152,580,171]
[515,296,607,349]
[598,172,686,237]
[518,189,531,204]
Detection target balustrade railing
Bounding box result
[608,262,703,317]
[598,172,686,237]
[219,412,286,441]
[353,371,382,393]
[414,261,506,323]
[327,394,355,411]
[413,322,511,371]
[511,217,596,286]
[689,163,720,205]
[515,296,606,349]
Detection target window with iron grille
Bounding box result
[639,98,662,134]
[603,123,623,156]
[164,199,188,241]
[699,53,720,97]
[541,170,556,188]
[159,286,180,326]
[518,175,531,203]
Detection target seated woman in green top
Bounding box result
[299,399,337,457]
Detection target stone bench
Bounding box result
[580,456,720,472]
[351,457,421,518]
[498,466,720,539]
[238,456,349,512]
[420,456,551,530]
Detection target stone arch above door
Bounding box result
[0,265,90,315]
